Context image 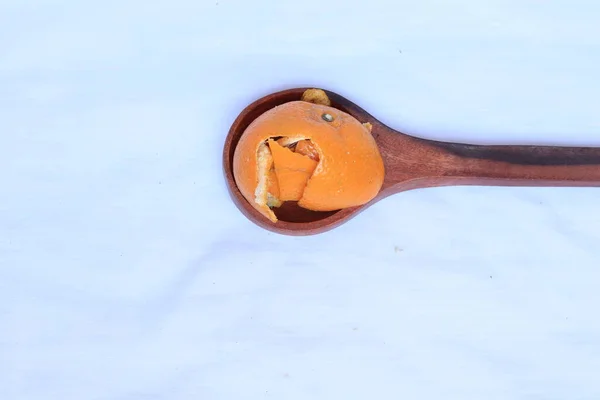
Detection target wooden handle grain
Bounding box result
[374,124,600,192]
[430,140,600,187]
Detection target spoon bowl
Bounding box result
[223,87,600,235]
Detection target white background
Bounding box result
[2,1,600,399]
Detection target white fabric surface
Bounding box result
[2,1,600,399]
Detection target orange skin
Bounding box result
[268,139,318,201]
[294,140,320,161]
[233,93,385,222]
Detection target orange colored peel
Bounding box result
[294,140,320,161]
[268,139,318,201]
[232,88,385,223]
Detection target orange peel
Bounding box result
[268,139,318,201]
[232,88,385,222]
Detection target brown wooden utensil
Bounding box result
[223,87,600,236]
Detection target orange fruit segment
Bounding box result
[268,139,318,201]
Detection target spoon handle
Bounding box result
[427,139,600,187]
[375,124,600,191]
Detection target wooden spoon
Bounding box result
[223,87,600,236]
